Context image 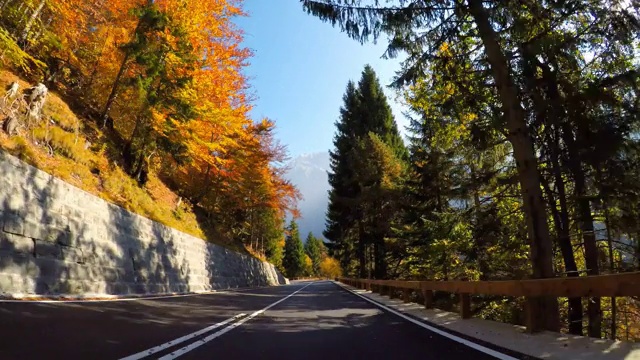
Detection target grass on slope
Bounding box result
[0,69,248,254]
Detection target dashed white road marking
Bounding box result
[118,313,247,360]
[157,282,315,360]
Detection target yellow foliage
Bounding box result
[319,257,342,279]
[32,126,92,165]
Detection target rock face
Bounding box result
[0,151,287,297]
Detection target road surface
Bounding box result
[0,281,523,359]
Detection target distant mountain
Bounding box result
[285,152,331,241]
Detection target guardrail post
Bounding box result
[525,297,543,333]
[402,289,411,303]
[459,294,471,319]
[389,287,396,299]
[422,289,434,309]
[380,285,389,296]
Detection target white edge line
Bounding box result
[118,313,247,360]
[158,282,315,360]
[334,281,518,360]
[0,284,295,304]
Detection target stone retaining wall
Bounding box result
[0,151,287,296]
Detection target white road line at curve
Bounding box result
[0,284,293,304]
[334,282,518,360]
[118,313,247,360]
[157,281,315,360]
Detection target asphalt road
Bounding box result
[0,281,516,360]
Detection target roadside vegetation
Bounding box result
[304,0,640,341]
[0,0,301,261]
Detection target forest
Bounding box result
[0,0,302,268]
[302,0,640,341]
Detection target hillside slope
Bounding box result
[0,69,245,253]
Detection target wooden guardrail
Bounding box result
[339,272,640,333]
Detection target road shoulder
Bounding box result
[335,281,640,360]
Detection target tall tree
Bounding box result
[325,65,406,278]
[302,0,639,336]
[304,232,322,276]
[283,220,305,278]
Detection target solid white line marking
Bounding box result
[334,282,518,360]
[157,282,315,360]
[118,313,246,360]
[0,284,294,304]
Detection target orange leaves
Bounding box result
[43,0,298,235]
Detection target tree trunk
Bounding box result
[575,175,602,338]
[536,57,601,338]
[100,10,148,128]
[373,233,386,279]
[101,51,130,128]
[18,0,45,47]
[467,0,559,332]
[542,165,583,335]
[357,219,366,278]
[604,202,616,339]
[521,46,583,335]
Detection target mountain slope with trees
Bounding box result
[0,0,300,261]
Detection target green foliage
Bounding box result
[122,3,199,183]
[0,27,45,74]
[304,0,640,339]
[325,65,407,278]
[304,232,323,276]
[283,220,305,278]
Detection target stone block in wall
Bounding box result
[60,246,84,264]
[0,232,33,254]
[3,213,25,236]
[34,239,61,259]
[104,282,129,295]
[23,222,71,246]
[35,277,86,295]
[0,273,36,294]
[82,281,107,294]
[0,253,39,278]
[97,267,121,282]
[33,257,64,278]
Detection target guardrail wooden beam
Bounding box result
[340,272,640,297]
[337,272,640,334]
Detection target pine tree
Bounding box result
[304,232,322,276]
[302,0,560,331]
[120,3,198,184]
[283,220,305,278]
[325,65,407,278]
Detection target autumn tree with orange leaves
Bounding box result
[0,0,299,261]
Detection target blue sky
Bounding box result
[235,1,408,158]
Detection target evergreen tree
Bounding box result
[283,220,305,278]
[119,2,198,184]
[303,0,640,337]
[325,65,407,278]
[304,232,322,276]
